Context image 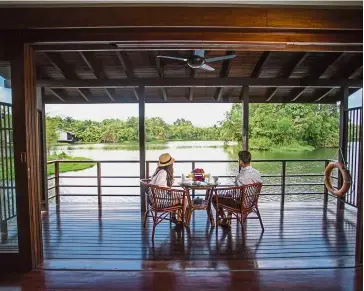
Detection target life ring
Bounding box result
[324,162,351,197]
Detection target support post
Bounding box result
[139,86,146,212]
[281,161,286,210]
[355,107,363,266]
[324,160,329,205]
[97,162,102,208]
[241,86,249,151]
[39,93,48,211]
[338,86,349,212]
[55,161,60,205]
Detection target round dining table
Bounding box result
[179,182,218,227]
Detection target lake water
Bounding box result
[49,141,340,204]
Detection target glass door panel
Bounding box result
[0,61,18,253]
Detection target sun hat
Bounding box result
[158,153,175,167]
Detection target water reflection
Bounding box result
[49,141,339,202]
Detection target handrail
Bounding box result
[45,158,346,209]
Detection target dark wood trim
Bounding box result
[337,86,349,212]
[115,51,139,101]
[11,43,43,271]
[39,94,48,211]
[241,86,249,151]
[37,77,362,88]
[46,88,66,102]
[138,86,146,212]
[214,50,235,102]
[154,52,168,102]
[251,52,270,78]
[266,52,308,101]
[44,52,91,102]
[356,105,363,266]
[0,7,361,30]
[290,53,346,102]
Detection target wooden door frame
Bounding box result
[0,43,43,273]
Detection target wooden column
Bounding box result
[12,43,43,271]
[241,86,249,151]
[139,86,146,212]
[337,86,349,212]
[39,91,48,211]
[355,107,363,266]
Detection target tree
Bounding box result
[45,116,59,153]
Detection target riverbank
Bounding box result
[47,153,95,176]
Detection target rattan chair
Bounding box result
[140,180,187,241]
[214,183,264,233]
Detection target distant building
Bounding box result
[57,130,78,143]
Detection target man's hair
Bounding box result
[238,151,251,164]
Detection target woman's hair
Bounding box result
[153,164,174,187]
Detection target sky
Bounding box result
[45,89,363,126]
[45,103,234,127]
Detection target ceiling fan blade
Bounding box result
[157,56,188,62]
[200,64,215,71]
[205,54,236,63]
[194,50,205,58]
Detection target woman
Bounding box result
[150,153,175,188]
[150,153,187,223]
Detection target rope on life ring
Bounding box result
[324,161,351,197]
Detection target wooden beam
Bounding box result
[154,51,168,102]
[188,68,195,101]
[314,55,363,102]
[138,86,146,212]
[214,50,235,102]
[241,86,249,151]
[289,53,346,102]
[251,52,270,78]
[0,7,361,30]
[79,52,115,102]
[38,77,363,89]
[12,43,43,271]
[44,52,90,102]
[46,88,66,102]
[266,52,308,102]
[115,51,139,101]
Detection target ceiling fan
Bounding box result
[156,50,236,71]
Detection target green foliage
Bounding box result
[46,116,221,144]
[219,103,340,150]
[46,103,340,151]
[46,115,59,153]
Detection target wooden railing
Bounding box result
[45,159,350,207]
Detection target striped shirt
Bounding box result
[235,166,262,186]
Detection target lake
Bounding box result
[49,141,339,204]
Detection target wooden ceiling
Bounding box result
[0,5,362,104]
[37,50,362,104]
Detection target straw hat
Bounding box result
[158,153,175,167]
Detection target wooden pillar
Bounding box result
[39,91,48,211]
[337,86,349,212]
[139,86,146,212]
[355,107,363,266]
[241,86,249,151]
[12,43,43,271]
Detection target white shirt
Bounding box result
[235,166,262,186]
[150,169,168,187]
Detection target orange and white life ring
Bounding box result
[324,162,351,197]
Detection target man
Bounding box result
[218,150,262,226]
[235,150,262,186]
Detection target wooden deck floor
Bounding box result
[41,199,358,271]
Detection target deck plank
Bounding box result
[41,200,357,270]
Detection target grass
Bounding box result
[47,153,95,176]
[270,144,315,152]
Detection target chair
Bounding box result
[140,180,187,241]
[214,183,264,233]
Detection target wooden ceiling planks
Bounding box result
[34,49,362,104]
